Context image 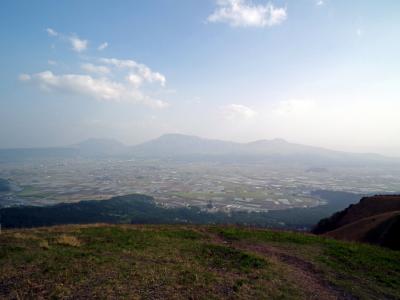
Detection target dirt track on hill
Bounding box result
[204,230,355,300]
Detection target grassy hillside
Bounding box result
[1,225,399,299]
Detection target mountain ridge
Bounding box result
[128,134,397,166]
[0,134,398,164]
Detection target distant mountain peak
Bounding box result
[127,133,397,165]
[271,138,288,143]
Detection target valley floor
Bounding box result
[1,224,399,299]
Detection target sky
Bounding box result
[0,0,399,156]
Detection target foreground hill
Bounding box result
[313,195,400,250]
[1,224,399,299]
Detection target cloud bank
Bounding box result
[20,28,169,109]
[20,71,167,108]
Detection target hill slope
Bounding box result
[1,225,399,299]
[324,211,400,250]
[313,195,400,250]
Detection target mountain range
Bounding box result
[0,134,398,166]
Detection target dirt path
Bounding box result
[204,230,354,300]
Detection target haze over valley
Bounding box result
[1,134,399,228]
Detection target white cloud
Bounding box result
[45,28,89,53]
[19,70,168,109]
[316,0,324,6]
[69,35,88,52]
[81,63,110,75]
[98,42,108,51]
[101,58,166,87]
[208,0,287,28]
[126,73,143,88]
[100,58,137,68]
[48,60,57,66]
[46,28,58,37]
[273,99,317,116]
[223,104,257,119]
[26,29,169,109]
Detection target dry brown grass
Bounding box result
[39,239,50,249]
[12,232,40,240]
[56,234,81,247]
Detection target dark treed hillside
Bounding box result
[0,178,11,192]
[0,191,362,230]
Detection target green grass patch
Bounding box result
[317,239,400,299]
[199,243,267,272]
[208,226,400,299]
[211,226,320,245]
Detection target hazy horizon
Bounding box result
[1,0,400,156]
[1,132,400,159]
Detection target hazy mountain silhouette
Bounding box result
[0,134,397,165]
[128,134,396,166]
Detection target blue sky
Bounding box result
[1,0,399,155]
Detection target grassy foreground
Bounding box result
[0,225,399,299]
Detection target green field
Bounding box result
[1,225,399,299]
